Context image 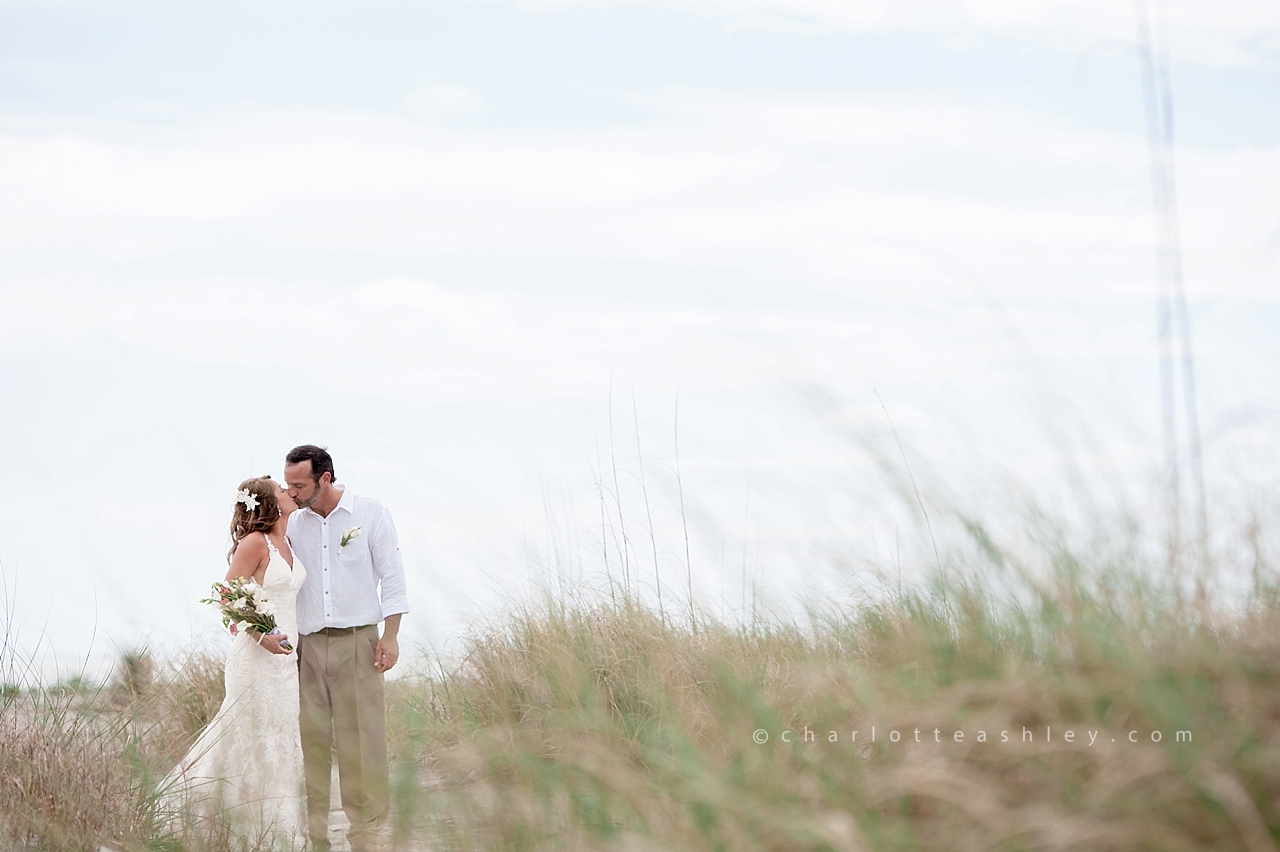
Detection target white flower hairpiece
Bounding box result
[235,488,260,511]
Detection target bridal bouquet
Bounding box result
[200,577,292,651]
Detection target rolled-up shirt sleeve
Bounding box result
[372,504,409,620]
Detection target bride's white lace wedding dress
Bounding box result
[163,536,308,846]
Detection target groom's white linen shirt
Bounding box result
[289,487,409,636]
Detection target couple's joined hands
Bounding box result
[229,622,293,655]
[229,622,399,670]
[257,631,293,655]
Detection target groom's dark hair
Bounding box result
[286,444,336,484]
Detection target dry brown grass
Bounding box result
[5,563,1280,851]
[0,649,227,851]
[384,575,1280,852]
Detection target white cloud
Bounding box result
[508,0,1280,65]
[1,91,1274,304]
[0,273,1021,403]
[405,82,489,122]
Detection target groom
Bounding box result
[284,445,409,852]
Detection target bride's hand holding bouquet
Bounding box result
[201,576,293,653]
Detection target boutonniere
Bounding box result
[339,526,362,553]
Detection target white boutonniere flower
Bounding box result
[339,526,362,553]
[235,488,259,511]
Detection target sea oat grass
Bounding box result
[0,686,148,850]
[0,648,234,851]
[6,560,1280,850]
[382,569,1280,852]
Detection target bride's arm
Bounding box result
[223,534,291,655]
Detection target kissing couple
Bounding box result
[164,445,409,852]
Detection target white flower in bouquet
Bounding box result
[200,577,288,649]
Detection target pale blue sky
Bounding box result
[2,2,1276,140]
[1,0,1277,679]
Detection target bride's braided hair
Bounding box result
[228,475,282,562]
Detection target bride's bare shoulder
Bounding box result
[237,531,270,555]
[227,532,270,579]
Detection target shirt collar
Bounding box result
[302,486,354,520]
[335,486,354,515]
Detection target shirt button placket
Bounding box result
[321,518,332,624]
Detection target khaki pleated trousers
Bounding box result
[298,625,389,852]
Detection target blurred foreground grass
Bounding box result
[4,549,1280,851]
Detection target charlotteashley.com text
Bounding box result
[752,726,1192,746]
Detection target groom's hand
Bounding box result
[374,634,399,673]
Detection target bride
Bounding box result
[162,475,308,846]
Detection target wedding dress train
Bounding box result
[162,537,307,846]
